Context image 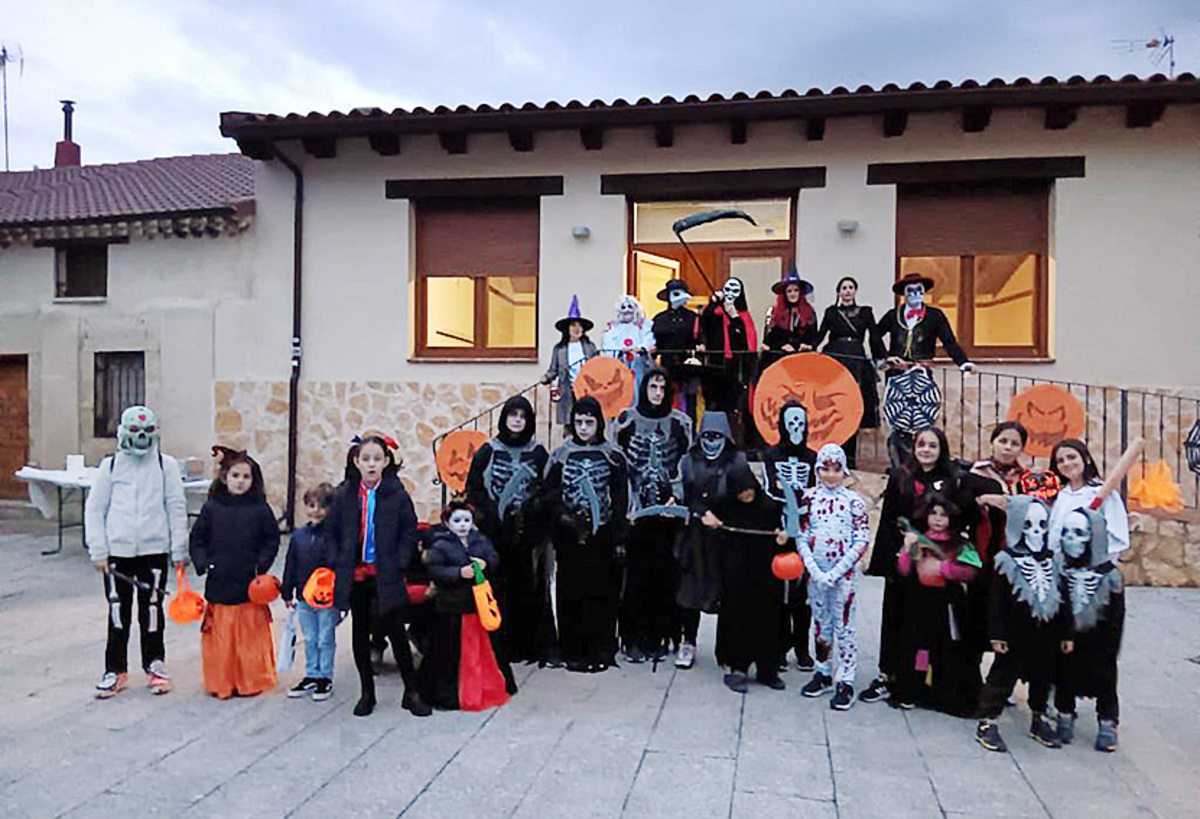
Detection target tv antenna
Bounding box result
[0,44,24,171]
[1112,31,1176,77]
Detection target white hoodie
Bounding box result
[85,449,189,563]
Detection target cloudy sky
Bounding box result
[2,0,1195,170]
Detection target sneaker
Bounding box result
[146,660,171,695]
[622,648,646,664]
[858,676,889,704]
[312,679,333,701]
[801,672,833,697]
[830,683,855,711]
[888,696,916,710]
[723,671,749,693]
[402,689,432,717]
[758,676,786,691]
[777,657,789,673]
[675,642,696,670]
[796,655,816,673]
[95,671,128,699]
[976,719,1008,753]
[1029,713,1062,748]
[1095,719,1119,753]
[289,677,319,698]
[1056,712,1076,745]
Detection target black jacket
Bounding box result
[189,491,280,605]
[281,520,334,603]
[876,305,969,366]
[330,475,418,614]
[424,529,501,614]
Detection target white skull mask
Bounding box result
[722,278,743,304]
[617,296,640,324]
[1022,502,1049,553]
[448,509,474,539]
[782,406,807,446]
[700,430,726,461]
[904,283,925,310]
[1060,510,1091,559]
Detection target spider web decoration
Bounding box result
[1186,419,1200,476]
[882,368,942,433]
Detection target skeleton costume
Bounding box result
[543,396,629,671]
[762,401,816,668]
[465,396,556,665]
[615,368,693,658]
[798,444,869,687]
[602,295,656,401]
[977,496,1070,724]
[698,277,758,411]
[1054,507,1124,736]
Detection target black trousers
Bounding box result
[978,651,1051,719]
[677,607,701,645]
[1056,657,1120,723]
[778,579,812,662]
[351,578,417,699]
[103,554,169,674]
[621,519,679,655]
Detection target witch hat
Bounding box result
[554,295,594,334]
[771,263,814,295]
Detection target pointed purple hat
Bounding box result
[555,294,594,333]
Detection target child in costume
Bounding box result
[543,295,598,426]
[189,447,280,699]
[798,443,869,710]
[282,483,338,701]
[86,405,189,698]
[974,496,1072,752]
[891,492,982,716]
[1049,439,1130,556]
[418,502,511,711]
[1054,506,1124,752]
[601,295,656,399]
[330,435,431,717]
[543,396,629,672]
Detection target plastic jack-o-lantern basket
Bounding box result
[302,567,336,610]
[771,551,805,581]
[248,574,281,605]
[168,565,206,624]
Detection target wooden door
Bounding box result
[0,356,30,498]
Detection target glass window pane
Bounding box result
[900,256,959,331]
[974,253,1036,347]
[728,256,784,338]
[426,277,475,348]
[634,199,791,244]
[486,277,537,349]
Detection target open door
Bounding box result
[0,355,29,498]
[634,251,680,311]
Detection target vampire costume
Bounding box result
[614,367,693,661]
[762,400,817,670]
[975,496,1071,753]
[465,395,556,666]
[543,396,629,672]
[698,277,758,412]
[1054,506,1124,752]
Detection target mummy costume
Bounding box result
[1053,507,1124,751]
[465,396,556,665]
[544,396,629,671]
[798,444,869,700]
[614,368,693,660]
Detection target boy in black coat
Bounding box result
[281,483,338,700]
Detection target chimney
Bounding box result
[54,100,81,168]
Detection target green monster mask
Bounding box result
[118,405,160,455]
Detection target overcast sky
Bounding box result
[1,0,1195,170]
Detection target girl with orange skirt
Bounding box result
[189,447,280,698]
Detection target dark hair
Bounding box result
[440,499,474,525]
[302,482,336,509]
[343,434,401,482]
[1049,439,1101,485]
[913,490,959,532]
[902,427,956,498]
[835,276,859,298]
[990,421,1029,446]
[209,445,265,500]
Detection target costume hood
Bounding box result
[697,411,733,442]
[635,366,674,418]
[497,395,536,447]
[569,395,606,445]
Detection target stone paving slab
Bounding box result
[2,516,1199,819]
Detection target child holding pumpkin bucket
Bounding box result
[417,501,512,711]
[281,483,339,702]
[188,447,280,699]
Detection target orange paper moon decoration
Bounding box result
[753,353,864,448]
[771,551,805,581]
[1006,384,1085,458]
[573,356,635,420]
[436,429,489,495]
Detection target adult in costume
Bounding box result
[651,279,700,374]
[698,277,757,419]
[601,295,656,401]
[760,267,818,372]
[543,296,598,426]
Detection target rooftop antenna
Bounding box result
[1112,30,1176,77]
[0,44,24,171]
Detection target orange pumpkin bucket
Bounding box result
[168,565,206,624]
[573,356,635,420]
[302,567,336,609]
[771,551,805,581]
[247,574,281,605]
[436,429,489,495]
[753,353,863,449]
[1006,384,1085,458]
[471,563,502,632]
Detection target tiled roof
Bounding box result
[0,154,255,226]
[221,73,1200,142]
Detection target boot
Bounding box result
[1095,719,1119,753]
[1056,712,1076,745]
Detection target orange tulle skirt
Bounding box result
[201,602,278,699]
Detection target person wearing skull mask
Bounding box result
[466,396,556,667]
[543,397,629,672]
[1052,507,1124,752]
[975,496,1072,753]
[877,272,973,373]
[615,367,693,662]
[86,405,189,699]
[602,295,657,402]
[762,400,817,672]
[418,502,511,711]
[676,411,746,668]
[698,277,758,418]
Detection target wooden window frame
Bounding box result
[93,351,146,438]
[54,241,114,299]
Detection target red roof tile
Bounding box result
[0,154,255,226]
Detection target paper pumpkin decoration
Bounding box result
[771,551,805,581]
[882,367,942,433]
[1128,461,1184,514]
[753,353,863,448]
[248,574,281,605]
[167,565,205,624]
[573,355,635,420]
[435,429,488,495]
[302,567,336,609]
[1006,384,1085,458]
[1186,420,1200,476]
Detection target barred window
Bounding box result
[94,352,145,438]
[56,243,109,298]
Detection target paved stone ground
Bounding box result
[2,505,1198,819]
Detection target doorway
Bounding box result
[0,355,30,498]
